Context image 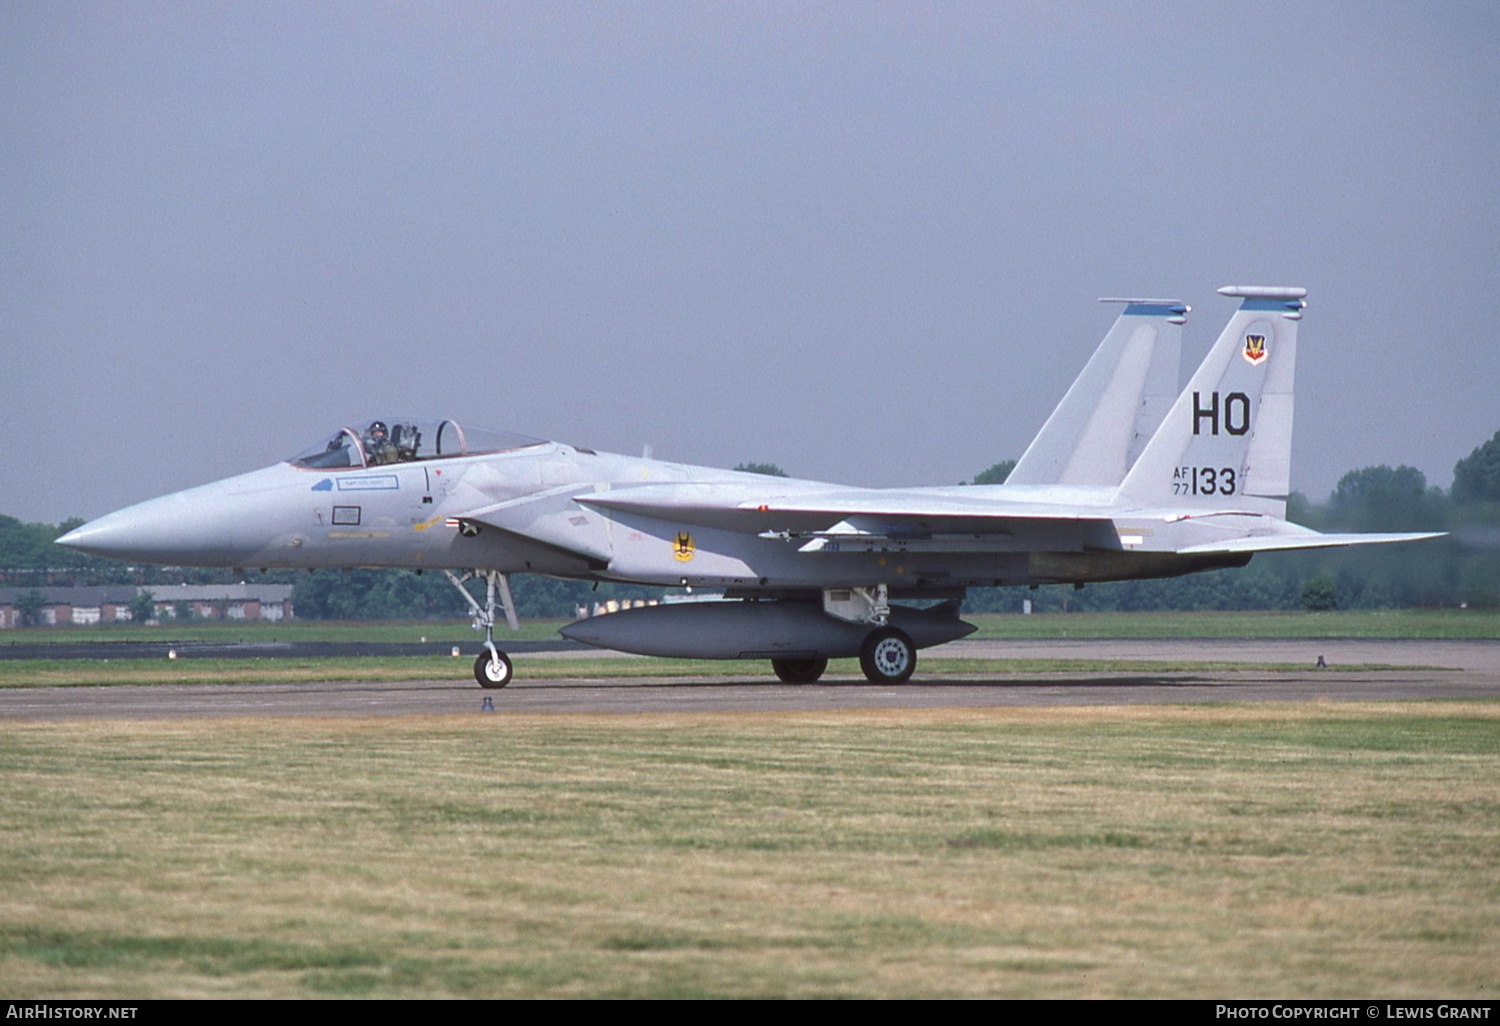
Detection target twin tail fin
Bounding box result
[1007,298,1186,487]
[1116,286,1307,517]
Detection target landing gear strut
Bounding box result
[822,583,918,684]
[445,570,519,688]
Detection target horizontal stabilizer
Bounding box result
[1176,531,1445,555]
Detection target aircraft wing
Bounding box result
[581,483,1279,527]
[575,484,1124,555]
[579,483,1447,558]
[579,484,1118,531]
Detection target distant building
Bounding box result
[139,584,294,622]
[0,586,139,628]
[0,585,294,628]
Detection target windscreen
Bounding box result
[289,429,364,469]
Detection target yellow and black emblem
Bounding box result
[672,531,695,562]
[1242,333,1267,366]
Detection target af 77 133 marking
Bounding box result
[1173,466,1238,496]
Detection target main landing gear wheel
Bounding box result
[771,657,829,684]
[474,651,514,688]
[859,627,916,684]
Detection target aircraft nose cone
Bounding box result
[55,521,103,552]
[56,494,215,562]
[56,465,308,566]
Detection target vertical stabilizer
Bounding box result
[1008,299,1186,486]
[1116,286,1306,517]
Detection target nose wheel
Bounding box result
[474,650,514,688]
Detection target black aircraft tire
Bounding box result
[771,657,829,684]
[474,651,514,688]
[858,627,916,684]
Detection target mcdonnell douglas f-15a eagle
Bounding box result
[58,286,1441,687]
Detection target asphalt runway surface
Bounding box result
[1,638,1497,720]
[0,638,583,660]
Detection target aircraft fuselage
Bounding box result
[58,440,1251,593]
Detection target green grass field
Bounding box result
[5,607,1500,647]
[2,704,1496,998]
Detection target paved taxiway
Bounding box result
[1,638,1496,720]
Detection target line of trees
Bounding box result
[5,430,1497,620]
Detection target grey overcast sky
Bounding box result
[4,1,1498,524]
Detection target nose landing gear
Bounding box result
[445,569,520,688]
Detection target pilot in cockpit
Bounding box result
[364,421,398,465]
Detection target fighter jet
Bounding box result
[58,286,1440,687]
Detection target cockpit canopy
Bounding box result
[289,418,546,470]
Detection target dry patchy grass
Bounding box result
[1,703,1497,997]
